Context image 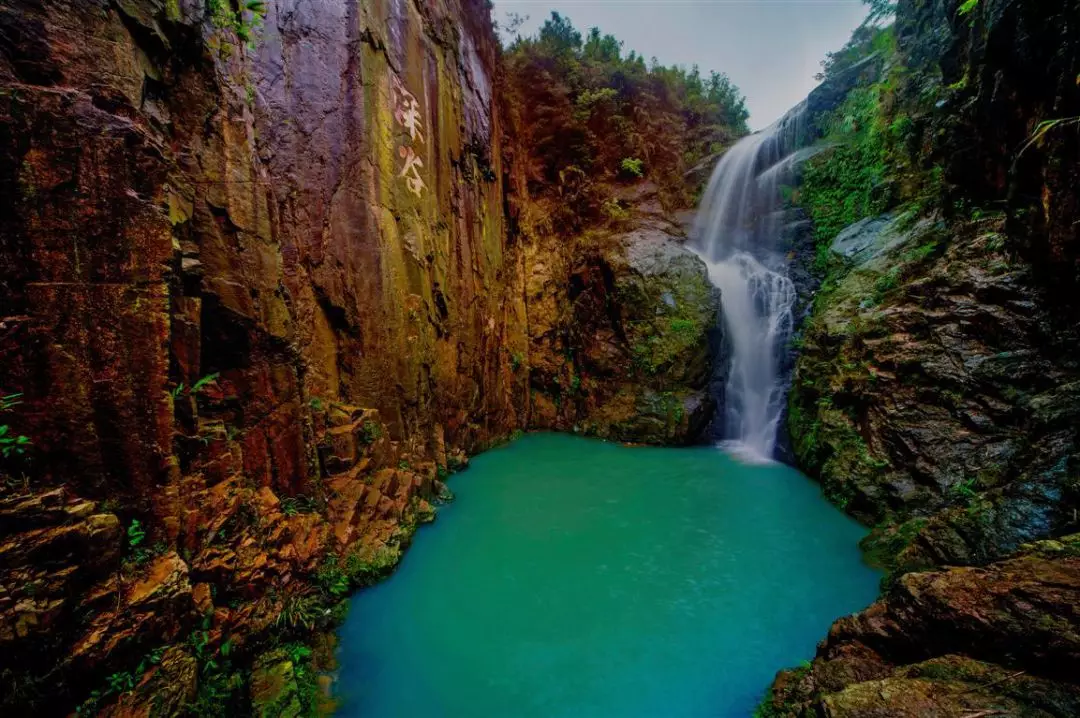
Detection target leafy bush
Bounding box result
[0,393,30,460]
[619,157,644,179]
[207,0,266,45]
[799,84,892,247]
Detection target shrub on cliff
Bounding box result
[503,12,749,230]
[799,20,945,251]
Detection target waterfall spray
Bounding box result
[693,104,809,462]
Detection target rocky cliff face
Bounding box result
[763,535,1080,717]
[0,0,719,713]
[770,0,1080,713]
[525,185,719,445]
[1,0,525,711]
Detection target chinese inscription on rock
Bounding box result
[392,73,426,198]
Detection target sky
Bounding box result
[492,0,871,130]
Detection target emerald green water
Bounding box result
[336,433,879,717]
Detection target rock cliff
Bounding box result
[770,0,1080,713]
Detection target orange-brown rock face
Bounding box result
[0,1,723,712]
[0,0,530,712]
[1,0,526,493]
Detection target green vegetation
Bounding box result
[800,82,893,246]
[619,157,645,178]
[359,420,382,444]
[76,647,167,715]
[0,393,30,460]
[127,519,146,549]
[170,373,220,401]
[800,17,946,257]
[860,517,930,579]
[191,372,220,394]
[751,663,811,718]
[207,0,266,45]
[275,587,323,630]
[1017,116,1080,160]
[862,0,896,23]
[190,625,245,713]
[316,545,401,598]
[957,0,980,16]
[504,12,749,228]
[280,494,321,517]
[123,519,167,566]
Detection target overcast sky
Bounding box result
[493,0,871,130]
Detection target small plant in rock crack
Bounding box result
[359,420,382,444]
[208,0,267,46]
[275,587,324,630]
[619,157,645,179]
[126,520,166,565]
[950,477,980,504]
[191,373,220,394]
[76,647,166,714]
[170,373,219,400]
[280,494,323,517]
[127,519,146,549]
[0,393,31,459]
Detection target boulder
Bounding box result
[764,539,1080,717]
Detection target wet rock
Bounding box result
[251,651,304,718]
[829,214,899,261]
[99,647,199,718]
[765,540,1080,717]
[526,211,721,445]
[790,219,1080,543]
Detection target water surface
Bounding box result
[337,433,879,717]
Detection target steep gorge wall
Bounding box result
[0,0,530,711]
[1,0,527,505]
[791,0,1080,566]
[765,0,1080,714]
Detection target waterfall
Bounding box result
[693,104,808,462]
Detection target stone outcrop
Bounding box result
[761,537,1080,717]
[901,0,1080,306]
[526,188,721,444]
[791,215,1080,547]
[1,0,525,709]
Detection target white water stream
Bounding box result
[693,105,808,462]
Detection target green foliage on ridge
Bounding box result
[504,12,750,230]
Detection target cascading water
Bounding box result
[693,104,809,462]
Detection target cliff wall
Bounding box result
[767,0,1080,714]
